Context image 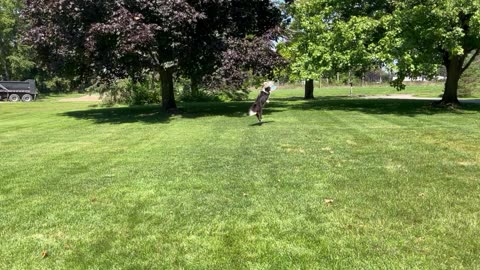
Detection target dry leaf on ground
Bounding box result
[324,198,334,205]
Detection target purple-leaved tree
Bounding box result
[24,0,284,110]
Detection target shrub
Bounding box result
[42,76,74,93]
[178,90,224,102]
[89,78,162,105]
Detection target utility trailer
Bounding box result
[0,80,37,102]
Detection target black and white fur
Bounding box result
[248,86,272,122]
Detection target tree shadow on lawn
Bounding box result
[61,97,480,124]
[61,101,251,124]
[61,105,172,124]
[273,97,480,116]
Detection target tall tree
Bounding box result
[281,0,480,106]
[0,0,33,80]
[24,0,283,110]
[278,0,375,99]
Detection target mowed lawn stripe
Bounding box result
[1,96,479,269]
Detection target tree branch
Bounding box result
[462,48,480,73]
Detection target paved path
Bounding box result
[361,94,480,104]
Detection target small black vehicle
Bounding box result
[0,80,38,102]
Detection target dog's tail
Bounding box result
[248,109,256,116]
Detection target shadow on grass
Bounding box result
[61,97,480,124]
[61,102,251,124]
[250,121,275,126]
[273,97,480,116]
[61,105,171,124]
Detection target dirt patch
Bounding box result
[60,95,101,102]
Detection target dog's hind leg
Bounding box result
[256,107,263,122]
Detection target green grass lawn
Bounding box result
[1,90,480,269]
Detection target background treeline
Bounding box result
[1,0,480,105]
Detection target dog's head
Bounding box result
[262,81,276,92]
[263,81,274,89]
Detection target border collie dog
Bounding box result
[248,82,276,123]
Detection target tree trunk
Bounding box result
[191,76,199,97]
[159,67,177,111]
[348,70,352,96]
[440,55,463,105]
[305,79,314,99]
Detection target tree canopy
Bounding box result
[0,0,34,80]
[280,0,480,105]
[24,0,284,110]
